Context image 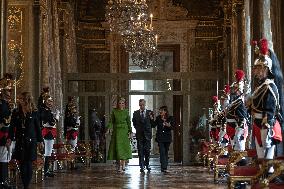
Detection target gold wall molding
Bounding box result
[7,1,34,94]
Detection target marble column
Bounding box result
[40,0,50,88]
[270,0,283,65]
[59,2,77,74]
[260,0,273,49]
[0,0,7,76]
[231,0,245,71]
[243,0,251,83]
[40,0,64,141]
[59,2,78,106]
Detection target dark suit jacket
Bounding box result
[151,115,175,143]
[132,109,152,140]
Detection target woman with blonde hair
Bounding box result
[107,97,132,172]
[11,92,43,189]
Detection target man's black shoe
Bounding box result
[140,168,145,173]
[161,169,168,173]
[146,166,151,171]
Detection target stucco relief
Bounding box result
[148,0,188,20]
[154,20,197,72]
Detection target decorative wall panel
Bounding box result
[6,1,34,94]
[7,6,25,87]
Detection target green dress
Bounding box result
[107,109,132,160]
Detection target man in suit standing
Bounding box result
[132,99,152,172]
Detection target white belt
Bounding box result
[253,113,263,119]
[43,123,56,128]
[67,127,78,131]
[0,123,9,129]
[227,118,237,123]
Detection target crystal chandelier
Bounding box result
[106,0,160,69]
[123,27,159,69]
[105,0,149,35]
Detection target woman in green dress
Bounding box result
[107,97,132,172]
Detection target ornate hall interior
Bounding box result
[0,0,284,189]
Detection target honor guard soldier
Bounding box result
[226,70,248,151]
[64,102,80,152]
[218,85,230,153]
[39,95,59,177]
[0,74,13,189]
[249,38,283,174]
[209,96,221,143]
[37,87,50,109]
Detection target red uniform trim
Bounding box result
[210,127,220,141]
[42,127,57,138]
[273,120,282,142]
[253,120,282,146]
[0,131,8,140]
[226,123,235,139]
[252,123,262,146]
[66,130,78,140]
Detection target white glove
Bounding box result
[55,110,60,121]
[76,116,81,125]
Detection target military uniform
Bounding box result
[39,102,58,176]
[64,111,80,151]
[0,98,12,186]
[217,110,229,150]
[250,38,283,175]
[250,78,281,159]
[209,97,221,143]
[226,97,248,150]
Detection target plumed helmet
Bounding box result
[235,70,245,82]
[232,70,245,93]
[254,55,272,72]
[212,96,218,103]
[224,84,230,95]
[252,38,273,72]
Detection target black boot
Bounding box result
[44,156,49,174]
[0,163,11,189]
[44,157,54,177]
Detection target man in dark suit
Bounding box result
[132,99,152,172]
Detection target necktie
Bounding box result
[141,110,144,119]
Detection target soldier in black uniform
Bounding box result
[218,85,231,153]
[37,87,50,110]
[64,103,80,152]
[249,39,283,174]
[209,96,221,143]
[0,75,13,189]
[39,95,59,177]
[226,70,248,151]
[11,92,43,189]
